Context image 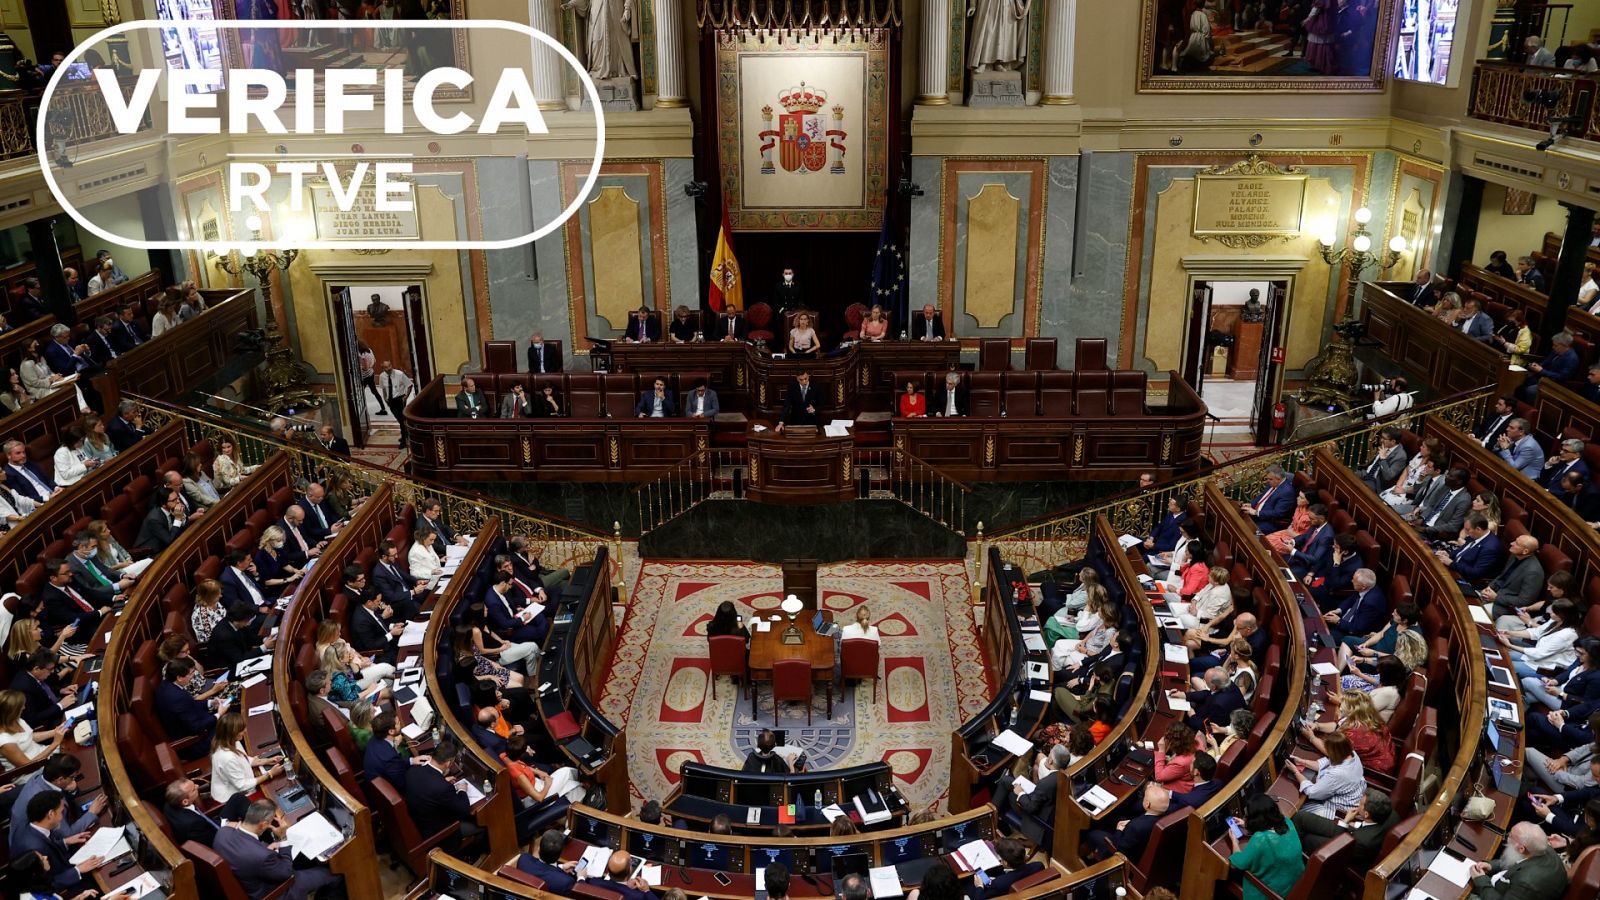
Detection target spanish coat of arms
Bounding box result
[757,82,848,175]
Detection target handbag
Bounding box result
[1460,785,1496,821]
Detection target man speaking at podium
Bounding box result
[776,371,821,432]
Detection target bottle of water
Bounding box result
[430,725,441,745]
[482,777,493,797]
[814,789,822,808]
[900,330,908,341]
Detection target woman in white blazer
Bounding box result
[408,523,444,590]
[209,712,283,804]
[51,426,99,486]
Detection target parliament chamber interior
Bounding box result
[9,0,1600,898]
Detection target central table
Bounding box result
[747,611,836,719]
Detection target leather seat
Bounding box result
[481,339,519,374]
[968,372,1001,417]
[979,338,1011,371]
[1002,371,1038,416]
[1075,371,1110,416]
[1024,337,1057,371]
[567,374,602,417]
[1039,371,1074,417]
[1076,337,1108,370]
[1110,370,1147,416]
[602,374,638,419]
[370,776,460,877]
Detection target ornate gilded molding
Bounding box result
[697,0,900,30]
[608,436,620,466]
[983,435,995,467]
[1192,155,1308,249]
[1072,433,1083,465]
[841,452,852,484]
[521,437,532,465]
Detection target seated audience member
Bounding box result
[1519,637,1600,742]
[912,304,946,342]
[163,776,249,847]
[0,688,65,771]
[155,658,219,758]
[669,305,699,343]
[213,799,347,900]
[419,499,468,549]
[302,671,340,747]
[67,532,128,606]
[1051,588,1118,671]
[1294,788,1399,869]
[4,440,58,505]
[1485,250,1515,279]
[1517,255,1548,291]
[1582,364,1600,404]
[39,556,110,642]
[10,649,74,730]
[209,712,284,805]
[1185,666,1246,733]
[253,528,303,599]
[1411,467,1471,539]
[1543,438,1591,501]
[1202,709,1255,761]
[404,739,484,854]
[1263,490,1312,556]
[624,306,660,343]
[470,705,511,757]
[299,483,342,541]
[12,790,98,893]
[1520,333,1579,402]
[1192,612,1267,673]
[1481,535,1547,620]
[190,579,227,644]
[635,376,677,418]
[517,829,579,893]
[509,534,570,592]
[157,634,227,703]
[591,849,653,900]
[363,711,419,791]
[135,490,189,553]
[897,381,926,418]
[685,378,719,419]
[1238,465,1294,531]
[1289,730,1365,818]
[1283,504,1332,583]
[1496,417,1547,478]
[972,838,1042,898]
[106,400,150,451]
[1380,437,1439,512]
[220,550,270,609]
[211,436,255,492]
[501,382,534,418]
[1154,722,1198,793]
[839,606,879,641]
[373,540,427,622]
[1560,471,1600,521]
[51,428,100,487]
[993,744,1068,824]
[321,640,392,708]
[181,452,221,507]
[1455,296,1494,342]
[706,599,749,639]
[502,734,584,805]
[484,572,548,646]
[1323,569,1387,644]
[1147,496,1190,557]
[210,602,275,669]
[1503,597,1583,681]
[1171,751,1222,809]
[1438,513,1504,583]
[743,729,791,774]
[1180,565,1235,640]
[1088,784,1169,863]
[1392,457,1445,522]
[1227,793,1306,900]
[409,525,445,591]
[1054,662,1116,721]
[1342,602,1422,667]
[157,470,205,520]
[455,376,490,418]
[278,505,325,568]
[1468,822,1569,898]
[10,754,104,842]
[351,583,406,659]
[1359,427,1407,491]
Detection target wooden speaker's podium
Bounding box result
[746,424,855,505]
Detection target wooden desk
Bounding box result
[1359,283,1525,400]
[747,613,835,717]
[747,428,855,504]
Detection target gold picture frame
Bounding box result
[1138,0,1395,93]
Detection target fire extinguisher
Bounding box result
[1272,402,1287,433]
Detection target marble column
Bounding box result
[918,0,951,104]
[652,0,687,107]
[528,0,567,110]
[1040,0,1076,105]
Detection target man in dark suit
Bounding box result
[1412,468,1471,539]
[588,849,653,900]
[486,573,547,645]
[106,400,150,451]
[508,534,570,593]
[372,540,427,622]
[162,777,250,848]
[363,711,416,790]
[404,740,483,854]
[1474,396,1517,449]
[419,500,466,551]
[136,490,188,553]
[741,729,791,774]
[1324,569,1388,645]
[470,707,510,758]
[1240,464,1294,531]
[1481,535,1546,619]
[1145,500,1188,555]
[931,371,968,418]
[518,829,579,894]
[1408,269,1435,307]
[1185,667,1245,732]
[1285,504,1332,581]
[213,799,347,900]
[910,303,945,341]
[1437,514,1505,583]
[39,556,109,643]
[1317,533,1363,609]
[156,658,218,756]
[10,790,96,892]
[623,306,661,343]
[1088,784,1169,863]
[351,584,405,659]
[634,376,677,418]
[715,309,747,342]
[3,439,58,504]
[993,745,1066,841]
[1520,331,1580,401]
[1581,365,1600,404]
[210,603,275,669]
[299,483,342,542]
[42,324,94,378]
[220,551,269,610]
[14,277,49,324]
[1542,438,1591,501]
[1191,613,1268,672]
[970,838,1042,898]
[776,371,821,430]
[110,303,147,353]
[68,532,128,606]
[526,331,563,373]
[10,755,104,842]
[85,315,122,365]
[772,268,803,313]
[1515,256,1548,292]
[278,506,325,570]
[313,426,350,457]
[304,672,339,748]
[10,650,74,729]
[1359,427,1408,490]
[1170,752,1223,809]
[1468,822,1569,899]
[1294,789,1398,869]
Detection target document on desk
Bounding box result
[1469,604,1492,625]
[1028,689,1052,703]
[1013,776,1037,796]
[1163,644,1190,665]
[123,557,154,578]
[517,602,546,623]
[990,729,1034,756]
[401,721,428,741]
[445,545,470,563]
[823,422,851,437]
[235,655,273,676]
[640,864,663,886]
[819,803,847,822]
[286,811,346,860]
[1116,534,1142,549]
[240,673,268,690]
[868,865,903,898]
[1022,632,1047,652]
[1311,662,1339,676]
[1426,849,1475,888]
[70,826,128,865]
[1078,786,1117,816]
[108,872,163,898]
[1165,694,1193,712]
[955,839,1000,872]
[754,620,772,633]
[580,845,611,878]
[248,701,276,716]
[459,780,486,805]
[399,621,429,646]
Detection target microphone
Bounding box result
[1204,412,1221,422]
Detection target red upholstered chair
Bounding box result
[1075,337,1108,370]
[1038,371,1074,416]
[603,373,638,419]
[708,634,749,700]
[500,866,549,890]
[1562,847,1600,900]
[1024,337,1058,370]
[182,840,293,900]
[567,374,602,417]
[771,657,814,725]
[573,883,625,900]
[840,638,880,704]
[370,776,459,876]
[842,302,867,341]
[482,340,519,374]
[1001,371,1038,417]
[1110,370,1147,416]
[745,302,777,344]
[968,372,1002,417]
[1075,371,1110,416]
[979,338,1011,371]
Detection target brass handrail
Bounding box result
[130,396,611,571]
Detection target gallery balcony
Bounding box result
[1468,59,1600,143]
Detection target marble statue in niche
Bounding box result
[967,0,1032,72]
[563,0,640,79]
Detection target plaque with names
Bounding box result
[311,181,421,241]
[1192,173,1307,239]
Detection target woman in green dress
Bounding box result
[1228,793,1305,900]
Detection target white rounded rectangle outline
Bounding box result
[39,19,605,252]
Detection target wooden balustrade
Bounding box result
[94,288,256,411]
[1359,282,1524,399]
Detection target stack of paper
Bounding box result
[445,545,470,563]
[991,730,1034,756]
[400,721,428,741]
[1469,604,1493,626]
[1310,662,1339,676]
[1027,689,1051,703]
[1426,850,1474,888]
[240,673,268,690]
[954,839,1000,872]
[1078,786,1117,815]
[867,865,903,898]
[1163,645,1190,664]
[285,811,346,860]
[399,621,429,647]
[1013,776,1037,796]
[1117,534,1142,549]
[851,795,892,825]
[1022,632,1047,652]
[124,557,154,578]
[579,845,611,878]
[819,803,847,822]
[69,827,130,866]
[460,780,486,805]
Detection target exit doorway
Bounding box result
[328,284,431,449]
[1181,278,1290,446]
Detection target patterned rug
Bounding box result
[599,560,989,813]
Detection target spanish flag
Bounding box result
[708,202,743,313]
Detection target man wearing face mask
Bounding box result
[526,330,563,373]
[773,267,803,313]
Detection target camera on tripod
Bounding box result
[1359,378,1397,394]
[1333,320,1367,341]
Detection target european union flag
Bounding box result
[870,189,908,335]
